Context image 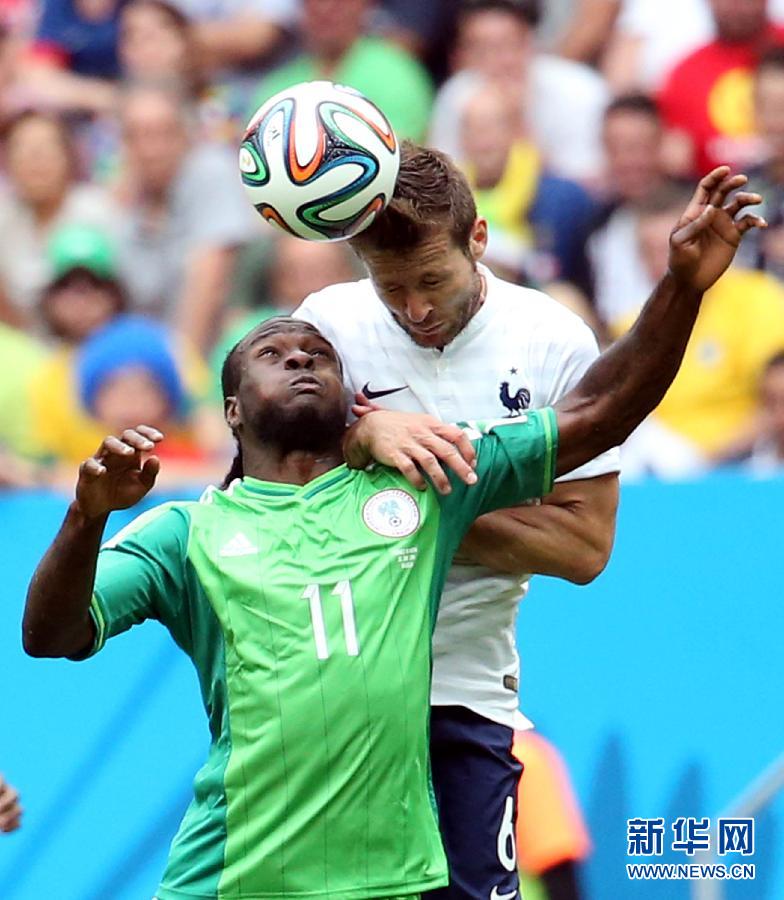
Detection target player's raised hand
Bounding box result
[344,410,478,494]
[669,166,767,293]
[75,426,163,519]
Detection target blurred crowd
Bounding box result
[1,0,784,489]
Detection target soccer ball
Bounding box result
[239,81,400,242]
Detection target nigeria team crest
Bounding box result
[362,490,420,538]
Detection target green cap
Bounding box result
[48,224,116,279]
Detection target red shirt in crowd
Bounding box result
[659,24,784,175]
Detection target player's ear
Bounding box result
[224,396,240,429]
[468,217,488,262]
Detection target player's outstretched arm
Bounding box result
[554,167,765,476]
[22,427,162,659]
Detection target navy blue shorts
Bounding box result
[423,706,522,900]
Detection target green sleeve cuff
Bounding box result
[87,593,107,657]
[539,407,559,496]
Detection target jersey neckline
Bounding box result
[236,464,353,500]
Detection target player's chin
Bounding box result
[408,329,448,348]
[286,387,346,422]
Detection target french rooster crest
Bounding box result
[499,381,531,417]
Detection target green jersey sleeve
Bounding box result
[88,503,191,656]
[436,407,558,535]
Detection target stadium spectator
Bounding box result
[458,81,597,289]
[78,316,190,448]
[26,228,221,479]
[615,186,784,463]
[0,321,46,486]
[369,0,454,63]
[0,22,23,118]
[605,0,784,92]
[603,0,714,92]
[16,0,122,113]
[252,0,434,141]
[116,83,254,352]
[600,94,670,206]
[33,313,222,487]
[81,0,238,180]
[40,225,126,340]
[428,0,610,184]
[736,47,784,275]
[119,0,195,86]
[0,110,120,330]
[161,0,295,148]
[658,0,784,176]
[513,727,591,900]
[588,94,676,334]
[171,0,293,76]
[0,775,21,833]
[0,0,37,38]
[554,0,620,66]
[27,225,129,466]
[749,350,784,470]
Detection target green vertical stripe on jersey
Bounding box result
[540,407,557,495]
[87,409,557,900]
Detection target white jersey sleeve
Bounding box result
[293,289,337,337]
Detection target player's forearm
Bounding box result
[18,61,116,113]
[22,503,106,658]
[193,19,281,68]
[554,272,703,476]
[459,478,618,583]
[460,508,606,583]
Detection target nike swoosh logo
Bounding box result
[489,888,517,900]
[361,382,408,400]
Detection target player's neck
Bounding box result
[242,444,346,487]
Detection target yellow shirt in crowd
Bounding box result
[464,141,541,246]
[0,324,46,456]
[611,269,784,457]
[27,343,210,465]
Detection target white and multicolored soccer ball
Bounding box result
[239,81,400,242]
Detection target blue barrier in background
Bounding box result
[1,473,782,899]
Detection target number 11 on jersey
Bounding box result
[302,580,360,660]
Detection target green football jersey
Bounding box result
[87,409,557,900]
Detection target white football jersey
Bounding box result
[295,267,620,727]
